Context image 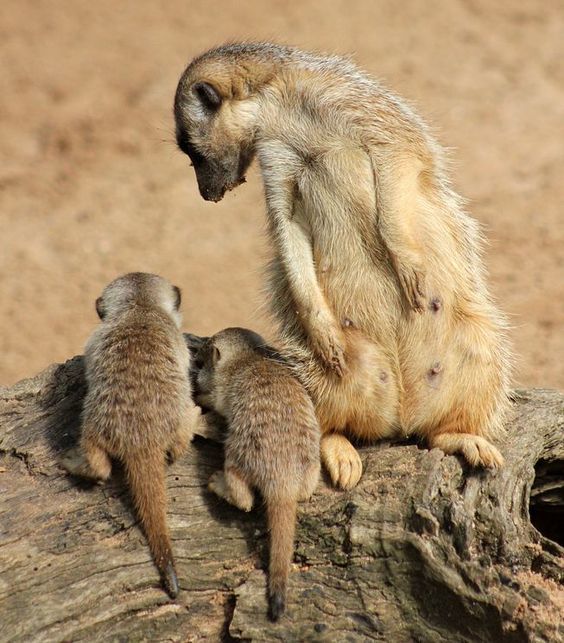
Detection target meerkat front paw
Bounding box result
[321,434,363,490]
[398,262,426,313]
[308,312,347,377]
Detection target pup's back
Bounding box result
[65,272,198,597]
[198,328,320,619]
[85,296,190,455]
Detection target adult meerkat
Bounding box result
[61,272,202,597]
[196,327,320,621]
[174,43,511,489]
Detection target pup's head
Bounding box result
[95,272,183,328]
[195,327,267,394]
[174,44,286,202]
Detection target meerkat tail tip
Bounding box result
[162,561,179,598]
[268,591,285,622]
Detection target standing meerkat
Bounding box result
[174,43,511,489]
[61,272,202,597]
[195,327,320,621]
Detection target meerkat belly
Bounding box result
[295,162,402,436]
[296,170,401,339]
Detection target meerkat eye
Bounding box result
[193,81,222,110]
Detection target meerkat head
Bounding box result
[174,44,288,202]
[195,327,267,394]
[95,272,183,328]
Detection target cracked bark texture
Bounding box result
[0,354,562,642]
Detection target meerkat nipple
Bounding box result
[429,297,442,312]
[426,361,443,388]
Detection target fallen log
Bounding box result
[0,354,562,642]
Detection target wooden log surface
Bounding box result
[0,353,563,642]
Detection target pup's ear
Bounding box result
[95,297,106,320]
[172,285,182,311]
[194,81,222,110]
[211,344,221,365]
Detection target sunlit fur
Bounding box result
[175,44,512,488]
[60,272,202,597]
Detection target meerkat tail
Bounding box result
[266,496,297,621]
[124,450,179,598]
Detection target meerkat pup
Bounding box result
[195,327,320,621]
[174,43,512,489]
[61,272,202,598]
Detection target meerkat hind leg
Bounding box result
[321,433,363,490]
[298,462,321,501]
[208,469,254,512]
[168,409,201,463]
[429,432,504,469]
[61,441,112,482]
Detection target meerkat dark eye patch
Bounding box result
[176,131,206,168]
[95,297,106,320]
[172,286,182,310]
[193,81,222,110]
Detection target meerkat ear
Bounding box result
[194,81,222,110]
[95,297,106,320]
[172,286,182,311]
[211,345,221,365]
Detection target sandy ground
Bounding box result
[0,0,562,389]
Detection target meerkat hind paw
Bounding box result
[60,446,109,482]
[432,433,504,469]
[60,447,86,474]
[321,435,363,490]
[208,471,253,512]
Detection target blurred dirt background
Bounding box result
[0,0,562,389]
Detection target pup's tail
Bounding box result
[266,496,297,621]
[125,449,178,598]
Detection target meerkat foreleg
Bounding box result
[208,468,254,512]
[370,154,426,312]
[263,145,346,375]
[274,216,346,375]
[320,433,363,490]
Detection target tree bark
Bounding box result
[0,354,562,642]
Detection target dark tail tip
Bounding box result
[268,591,285,622]
[162,561,179,599]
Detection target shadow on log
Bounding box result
[0,355,562,642]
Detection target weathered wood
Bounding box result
[0,356,562,642]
